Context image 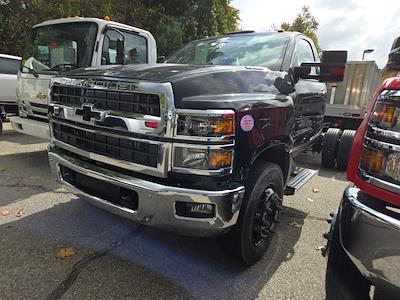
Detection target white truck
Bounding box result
[0,54,21,134]
[10,17,157,139]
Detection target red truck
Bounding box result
[324,37,400,299]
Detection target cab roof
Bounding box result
[32,17,152,36]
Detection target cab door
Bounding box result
[291,38,327,156]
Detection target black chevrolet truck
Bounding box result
[47,31,346,264]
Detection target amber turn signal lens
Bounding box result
[209,151,232,168]
[360,147,384,173]
[211,119,234,135]
[372,102,396,125]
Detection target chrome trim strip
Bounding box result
[369,125,400,140]
[360,170,400,195]
[364,136,400,152]
[346,186,400,229]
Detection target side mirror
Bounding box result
[387,37,400,71]
[294,50,347,83]
[157,56,166,63]
[104,27,126,65]
[116,38,125,65]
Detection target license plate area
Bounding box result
[60,165,138,210]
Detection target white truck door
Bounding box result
[0,57,20,103]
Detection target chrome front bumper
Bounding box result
[48,146,245,237]
[339,186,400,293]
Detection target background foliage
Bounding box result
[281,6,321,53]
[0,0,239,57]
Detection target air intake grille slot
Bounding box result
[51,84,161,117]
[52,123,159,167]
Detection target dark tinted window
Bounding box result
[0,57,20,75]
[165,33,290,70]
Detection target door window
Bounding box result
[102,29,148,65]
[0,57,20,75]
[293,39,318,75]
[294,39,315,66]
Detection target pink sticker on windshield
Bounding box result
[240,115,254,132]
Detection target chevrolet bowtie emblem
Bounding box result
[76,105,101,122]
[36,92,46,101]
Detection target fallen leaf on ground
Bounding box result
[312,188,319,193]
[15,209,23,217]
[1,210,10,216]
[315,245,325,251]
[288,220,302,228]
[56,247,77,259]
[29,176,40,180]
[0,168,7,172]
[307,198,314,202]
[18,186,28,192]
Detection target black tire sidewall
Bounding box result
[322,128,342,168]
[336,130,355,171]
[239,162,284,264]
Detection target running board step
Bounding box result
[284,168,318,195]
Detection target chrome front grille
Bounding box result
[49,77,175,178]
[51,84,161,117]
[28,102,49,119]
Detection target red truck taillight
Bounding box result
[347,78,400,206]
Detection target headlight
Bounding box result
[174,147,233,170]
[176,112,234,137]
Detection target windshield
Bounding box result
[22,22,98,74]
[165,33,290,70]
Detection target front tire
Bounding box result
[325,213,370,299]
[222,162,283,265]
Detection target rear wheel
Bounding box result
[336,129,356,171]
[325,213,371,300]
[222,162,283,265]
[321,128,342,168]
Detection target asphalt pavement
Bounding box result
[0,122,350,300]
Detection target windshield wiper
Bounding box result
[22,65,39,78]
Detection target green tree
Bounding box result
[281,6,321,53]
[0,0,240,57]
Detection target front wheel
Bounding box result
[222,162,284,265]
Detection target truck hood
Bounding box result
[65,64,294,109]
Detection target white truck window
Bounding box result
[0,57,20,75]
[22,22,98,74]
[102,29,148,65]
